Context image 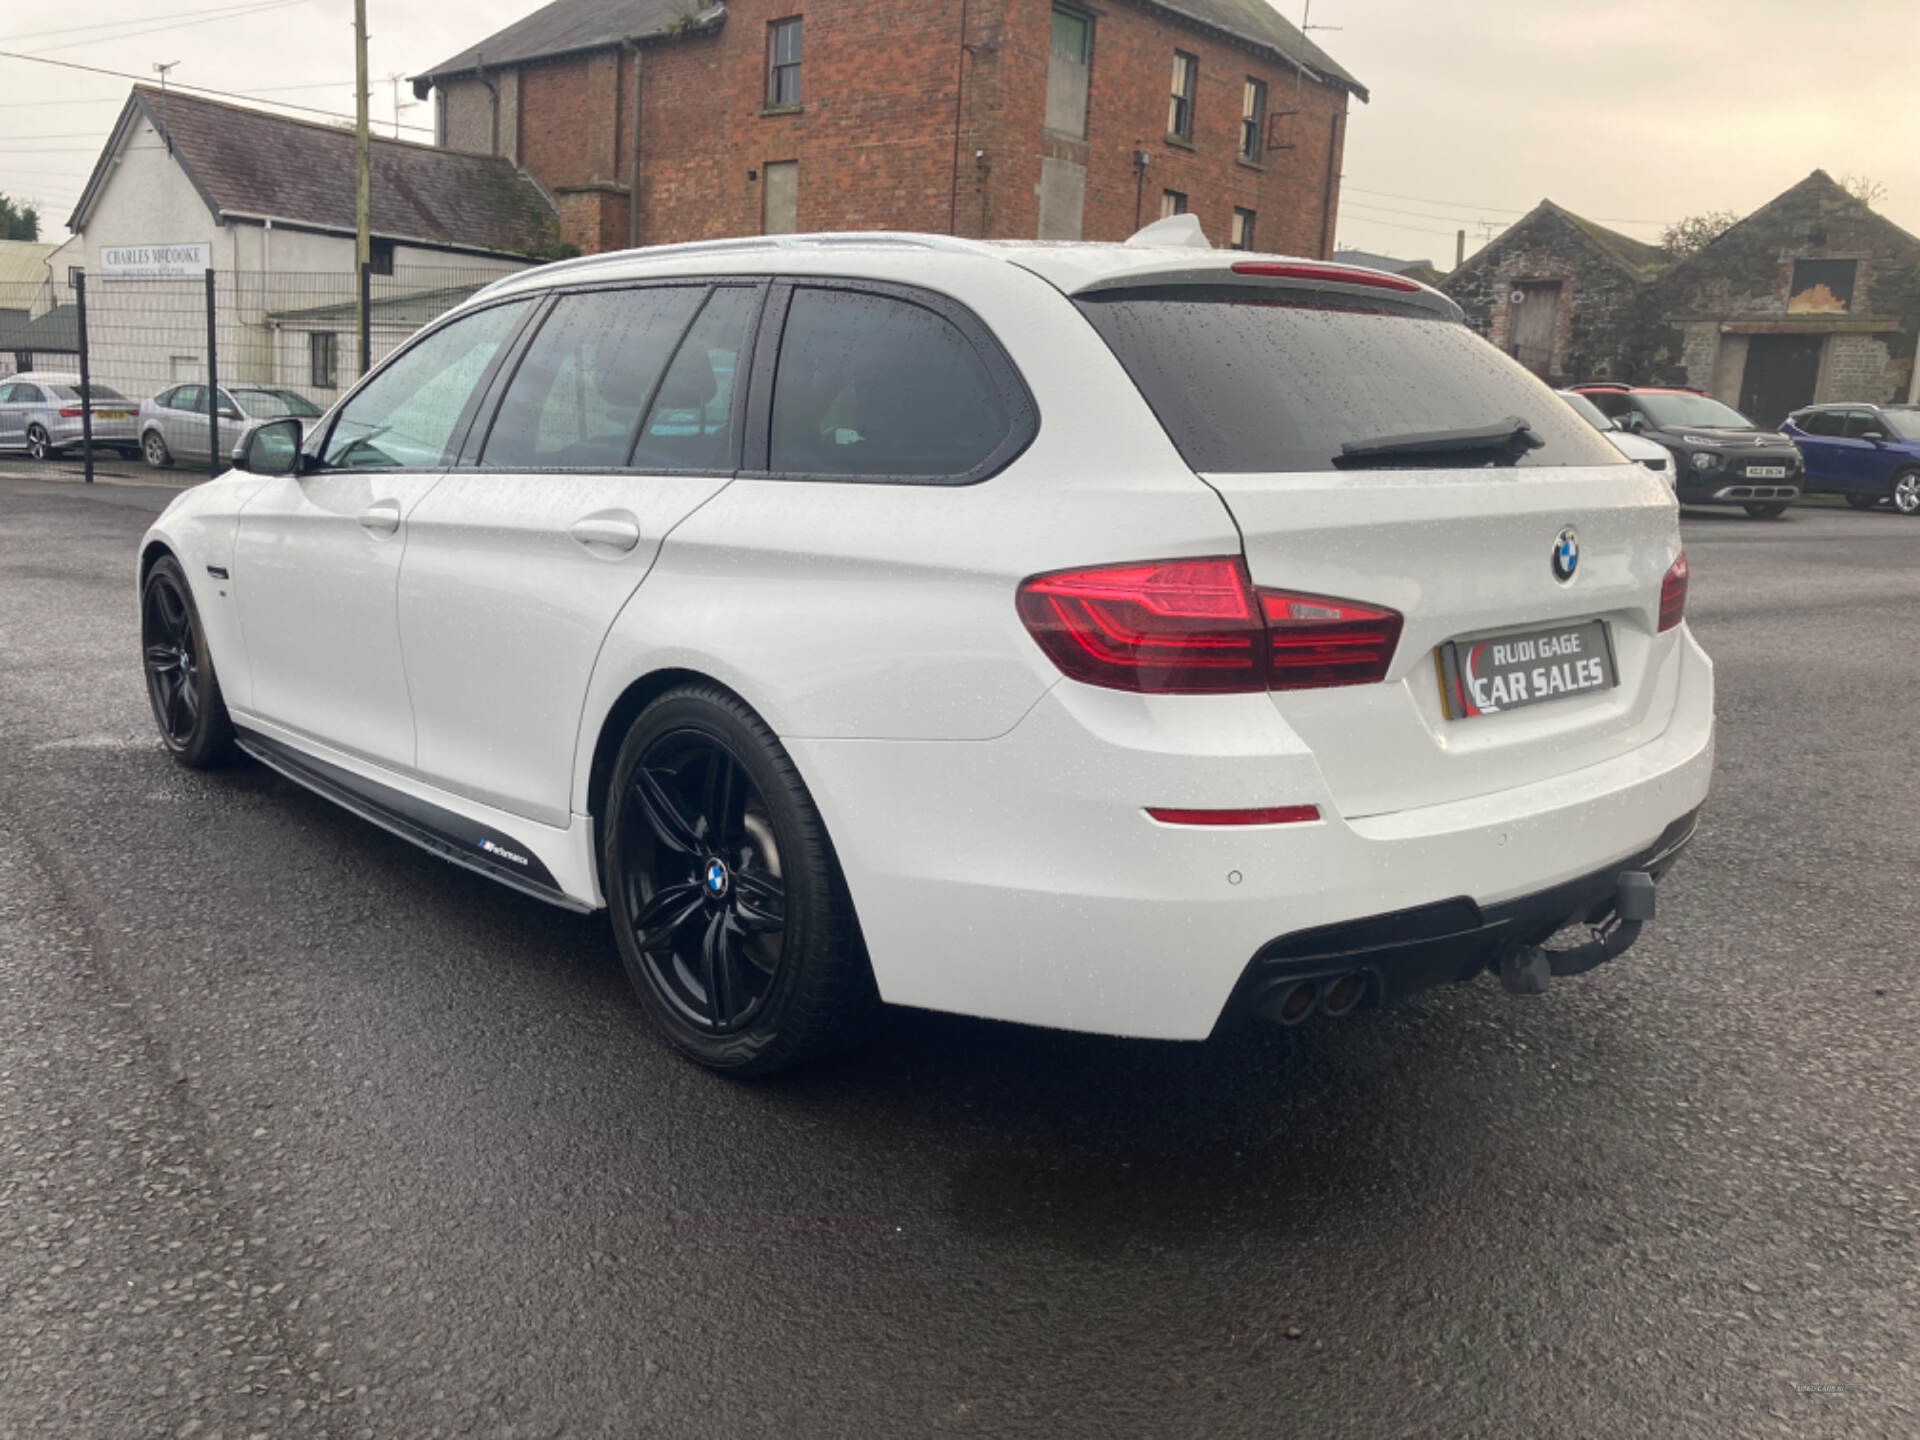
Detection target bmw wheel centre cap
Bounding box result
[1552,526,1580,583]
[704,857,730,898]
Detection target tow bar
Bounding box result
[1497,871,1658,995]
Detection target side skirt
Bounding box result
[234,727,595,914]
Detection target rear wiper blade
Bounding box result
[1334,416,1543,469]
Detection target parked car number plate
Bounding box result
[1746,465,1787,478]
[1438,620,1616,719]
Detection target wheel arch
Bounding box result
[139,538,176,584]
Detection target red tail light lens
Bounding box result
[1260,590,1405,690]
[1015,557,1264,693]
[58,407,83,418]
[1658,552,1688,632]
[1146,804,1321,826]
[1017,560,1402,694]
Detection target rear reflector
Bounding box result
[1230,261,1422,294]
[1658,552,1689,632]
[1017,559,1402,694]
[1260,589,1405,690]
[1147,804,1321,826]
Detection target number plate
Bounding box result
[1438,620,1617,719]
[1746,465,1787,479]
[98,411,129,420]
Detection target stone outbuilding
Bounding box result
[1647,170,1920,427]
[1440,200,1667,386]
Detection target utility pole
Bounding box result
[354,0,371,375]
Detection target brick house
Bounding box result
[409,0,1366,256]
[1441,200,1667,387]
[1646,171,1920,427]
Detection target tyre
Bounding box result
[25,424,55,462]
[1892,469,1920,517]
[602,684,872,1075]
[1744,502,1791,520]
[140,554,237,768]
[142,431,173,469]
[1845,492,1881,510]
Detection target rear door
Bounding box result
[168,385,207,461]
[1076,280,1682,819]
[1790,409,1846,483]
[1842,408,1893,491]
[0,384,19,449]
[395,280,760,827]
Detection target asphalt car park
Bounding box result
[1,475,1915,1437]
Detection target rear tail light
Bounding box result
[1260,590,1404,691]
[1016,558,1401,694]
[58,407,83,418]
[1658,552,1689,632]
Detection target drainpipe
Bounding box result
[1318,110,1342,261]
[626,40,643,249]
[946,0,970,236]
[475,53,500,157]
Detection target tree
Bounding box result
[1841,174,1888,209]
[0,192,40,241]
[1660,210,1738,259]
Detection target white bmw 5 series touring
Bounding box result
[137,230,1713,1073]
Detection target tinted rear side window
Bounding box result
[483,286,704,470]
[769,287,1010,479]
[629,286,760,473]
[1075,286,1622,474]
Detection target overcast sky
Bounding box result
[3,0,1916,261]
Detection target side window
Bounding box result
[481,286,704,470]
[1798,410,1841,437]
[323,300,531,471]
[768,287,1013,480]
[14,384,43,404]
[1844,410,1884,439]
[176,385,207,414]
[0,385,14,404]
[631,287,760,473]
[1584,392,1627,420]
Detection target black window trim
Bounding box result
[456,277,769,478]
[306,293,544,476]
[738,275,1040,488]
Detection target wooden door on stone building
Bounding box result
[1509,282,1562,379]
[1739,335,1824,429]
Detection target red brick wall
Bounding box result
[496,0,1351,255]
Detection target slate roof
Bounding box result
[416,0,725,86]
[0,303,78,354]
[1332,249,1433,274]
[1542,201,1669,274]
[416,0,1364,98]
[69,88,560,260]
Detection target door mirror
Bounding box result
[1859,428,1887,443]
[242,417,303,476]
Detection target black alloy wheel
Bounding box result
[625,734,787,1034]
[140,555,235,767]
[25,424,53,462]
[604,685,871,1074]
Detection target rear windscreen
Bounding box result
[1075,286,1624,474]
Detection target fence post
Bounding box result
[75,272,95,484]
[358,260,372,380]
[204,268,220,478]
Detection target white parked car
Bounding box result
[1559,388,1675,484]
[137,233,1714,1073]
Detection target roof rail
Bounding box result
[473,231,997,301]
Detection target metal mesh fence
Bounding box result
[0,264,515,484]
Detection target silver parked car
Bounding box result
[139,383,323,469]
[0,372,141,461]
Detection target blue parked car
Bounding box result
[1781,403,1920,515]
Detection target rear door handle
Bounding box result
[568,514,642,553]
[358,500,402,536]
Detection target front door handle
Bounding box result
[358,500,402,536]
[568,514,642,553]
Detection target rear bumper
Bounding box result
[1219,807,1699,1029]
[789,627,1716,1040]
